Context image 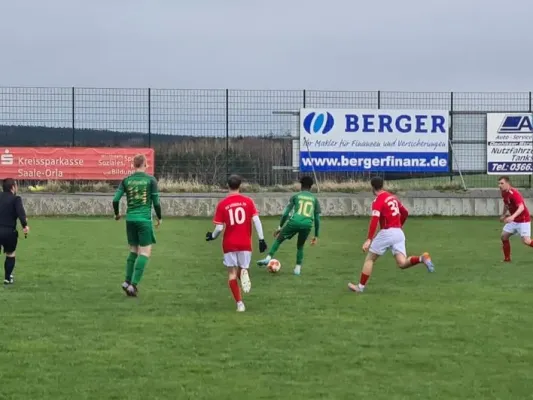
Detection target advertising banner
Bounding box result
[0,147,154,180]
[486,113,533,175]
[299,109,449,172]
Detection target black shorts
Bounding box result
[0,229,18,254]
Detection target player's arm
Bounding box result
[313,198,321,238]
[251,201,268,252]
[399,202,408,226]
[206,203,224,241]
[150,177,162,222]
[500,202,509,221]
[366,202,381,241]
[14,196,29,234]
[252,215,265,240]
[278,196,295,229]
[112,179,126,219]
[508,193,525,221]
[362,203,380,252]
[206,224,224,241]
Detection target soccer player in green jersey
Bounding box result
[112,154,162,297]
[257,176,320,275]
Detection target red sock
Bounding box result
[228,279,242,302]
[529,242,533,248]
[359,273,370,286]
[409,256,421,265]
[502,240,511,259]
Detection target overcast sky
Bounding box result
[0,0,531,91]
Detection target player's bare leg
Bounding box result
[122,245,138,294]
[520,235,533,249]
[501,231,512,262]
[127,245,152,297]
[395,252,435,272]
[228,267,245,311]
[348,252,379,293]
[239,267,252,294]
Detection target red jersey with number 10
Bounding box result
[502,188,530,223]
[371,191,408,230]
[213,193,259,253]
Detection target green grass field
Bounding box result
[1,217,533,400]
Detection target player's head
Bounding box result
[133,154,147,171]
[299,176,314,191]
[2,178,17,194]
[498,176,511,191]
[370,176,384,194]
[227,174,242,192]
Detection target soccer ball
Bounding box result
[267,259,281,273]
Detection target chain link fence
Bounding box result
[1,87,532,187]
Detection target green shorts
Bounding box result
[278,221,312,246]
[126,220,156,247]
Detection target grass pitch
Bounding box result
[1,217,533,400]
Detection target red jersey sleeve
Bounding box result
[213,202,225,225]
[511,190,525,207]
[399,201,408,225]
[249,199,259,217]
[367,199,382,240]
[371,197,383,217]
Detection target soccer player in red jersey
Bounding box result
[206,175,268,312]
[348,176,435,293]
[498,176,533,262]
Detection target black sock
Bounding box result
[4,257,15,280]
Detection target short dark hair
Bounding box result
[370,176,384,191]
[498,176,510,183]
[300,176,314,190]
[227,174,242,190]
[2,178,16,192]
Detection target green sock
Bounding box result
[132,255,149,286]
[268,239,283,257]
[296,247,304,265]
[125,252,137,282]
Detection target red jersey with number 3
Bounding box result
[371,191,408,229]
[502,188,530,223]
[213,193,258,253]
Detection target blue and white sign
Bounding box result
[299,109,449,172]
[486,113,533,175]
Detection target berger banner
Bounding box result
[486,113,533,175]
[0,147,155,180]
[299,109,449,172]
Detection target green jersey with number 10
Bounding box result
[285,191,321,227]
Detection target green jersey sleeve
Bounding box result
[112,179,126,215]
[279,195,296,227]
[314,197,321,237]
[113,179,125,202]
[150,177,162,220]
[314,197,321,215]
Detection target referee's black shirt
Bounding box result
[0,192,27,231]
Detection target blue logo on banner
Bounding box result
[303,112,334,134]
[498,114,533,133]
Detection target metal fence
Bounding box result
[1,87,532,187]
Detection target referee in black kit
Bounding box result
[0,178,30,285]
